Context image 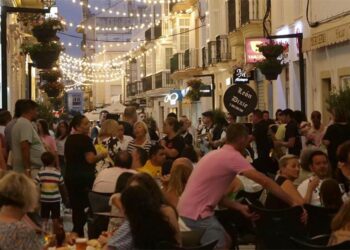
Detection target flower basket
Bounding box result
[186,79,203,102]
[257,41,288,59]
[256,58,284,80]
[40,70,62,83]
[32,18,65,43]
[40,82,64,98]
[22,42,64,69]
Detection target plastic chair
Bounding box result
[87,191,112,239]
[304,204,337,237]
[290,236,350,249]
[246,199,306,249]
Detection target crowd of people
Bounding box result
[2,99,350,249]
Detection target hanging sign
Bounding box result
[233,68,254,84]
[164,90,183,105]
[224,84,257,116]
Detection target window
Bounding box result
[165,48,173,69]
[240,0,250,25]
[180,28,189,51]
[341,76,350,89]
[228,0,236,32]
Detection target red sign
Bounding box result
[245,38,269,63]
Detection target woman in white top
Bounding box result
[55,121,70,175]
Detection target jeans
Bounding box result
[181,216,226,249]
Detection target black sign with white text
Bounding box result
[224,84,257,116]
[233,68,254,84]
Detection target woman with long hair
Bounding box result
[329,201,350,246]
[127,121,152,153]
[65,115,107,236]
[55,121,69,174]
[37,119,59,167]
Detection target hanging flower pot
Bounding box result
[22,42,64,69]
[40,82,64,98]
[257,41,289,59]
[40,69,62,83]
[186,79,203,102]
[32,18,65,43]
[256,58,284,80]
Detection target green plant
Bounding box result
[326,86,350,122]
[186,79,203,101]
[32,18,65,32]
[40,70,62,83]
[257,40,289,58]
[37,102,56,125]
[22,42,64,56]
[256,57,285,80]
[40,82,65,97]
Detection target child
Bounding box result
[35,151,68,230]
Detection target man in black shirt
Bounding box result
[278,109,302,156]
[252,109,273,159]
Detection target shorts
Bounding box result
[41,202,61,219]
[181,215,227,249]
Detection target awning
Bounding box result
[303,22,350,52]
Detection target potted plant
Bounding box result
[326,86,350,122]
[186,79,203,102]
[40,82,65,98]
[257,40,289,59]
[32,17,65,43]
[22,42,64,69]
[256,57,284,80]
[40,69,62,83]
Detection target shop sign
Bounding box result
[224,84,257,116]
[245,38,269,63]
[67,90,84,113]
[164,90,183,105]
[199,84,212,97]
[233,68,254,84]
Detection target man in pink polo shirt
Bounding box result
[178,123,295,248]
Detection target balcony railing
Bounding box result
[126,81,143,97]
[170,53,185,74]
[184,48,199,69]
[155,71,173,88]
[145,22,162,42]
[142,75,152,92]
[216,35,231,62]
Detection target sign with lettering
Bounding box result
[224,84,257,116]
[245,38,269,63]
[164,90,183,105]
[234,68,254,84]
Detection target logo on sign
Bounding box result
[245,38,269,63]
[224,84,257,116]
[164,92,180,105]
[234,68,251,84]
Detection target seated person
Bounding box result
[92,151,135,193]
[265,155,305,209]
[162,158,193,208]
[297,150,330,206]
[320,178,343,210]
[130,147,148,171]
[328,201,350,246]
[0,172,42,250]
[138,144,166,177]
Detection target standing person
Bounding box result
[55,121,70,174]
[161,117,185,175]
[306,111,326,148]
[37,119,59,167]
[138,112,146,121]
[262,110,275,125]
[323,111,350,173]
[226,113,236,125]
[90,110,109,140]
[127,121,152,153]
[144,117,160,144]
[198,111,214,155]
[116,122,133,151]
[64,115,107,236]
[0,110,11,160]
[178,124,295,249]
[35,152,68,230]
[11,100,45,178]
[275,109,283,124]
[179,118,193,147]
[122,106,138,138]
[275,109,302,157]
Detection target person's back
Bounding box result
[0,220,41,250]
[93,167,136,193]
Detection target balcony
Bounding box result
[145,22,162,42]
[126,81,142,97]
[142,75,152,92]
[155,71,173,89]
[205,36,232,67]
[170,53,185,74]
[169,0,197,13]
[184,48,200,69]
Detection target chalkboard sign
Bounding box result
[233,68,254,84]
[224,84,257,116]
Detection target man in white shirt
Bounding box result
[297,150,330,206]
